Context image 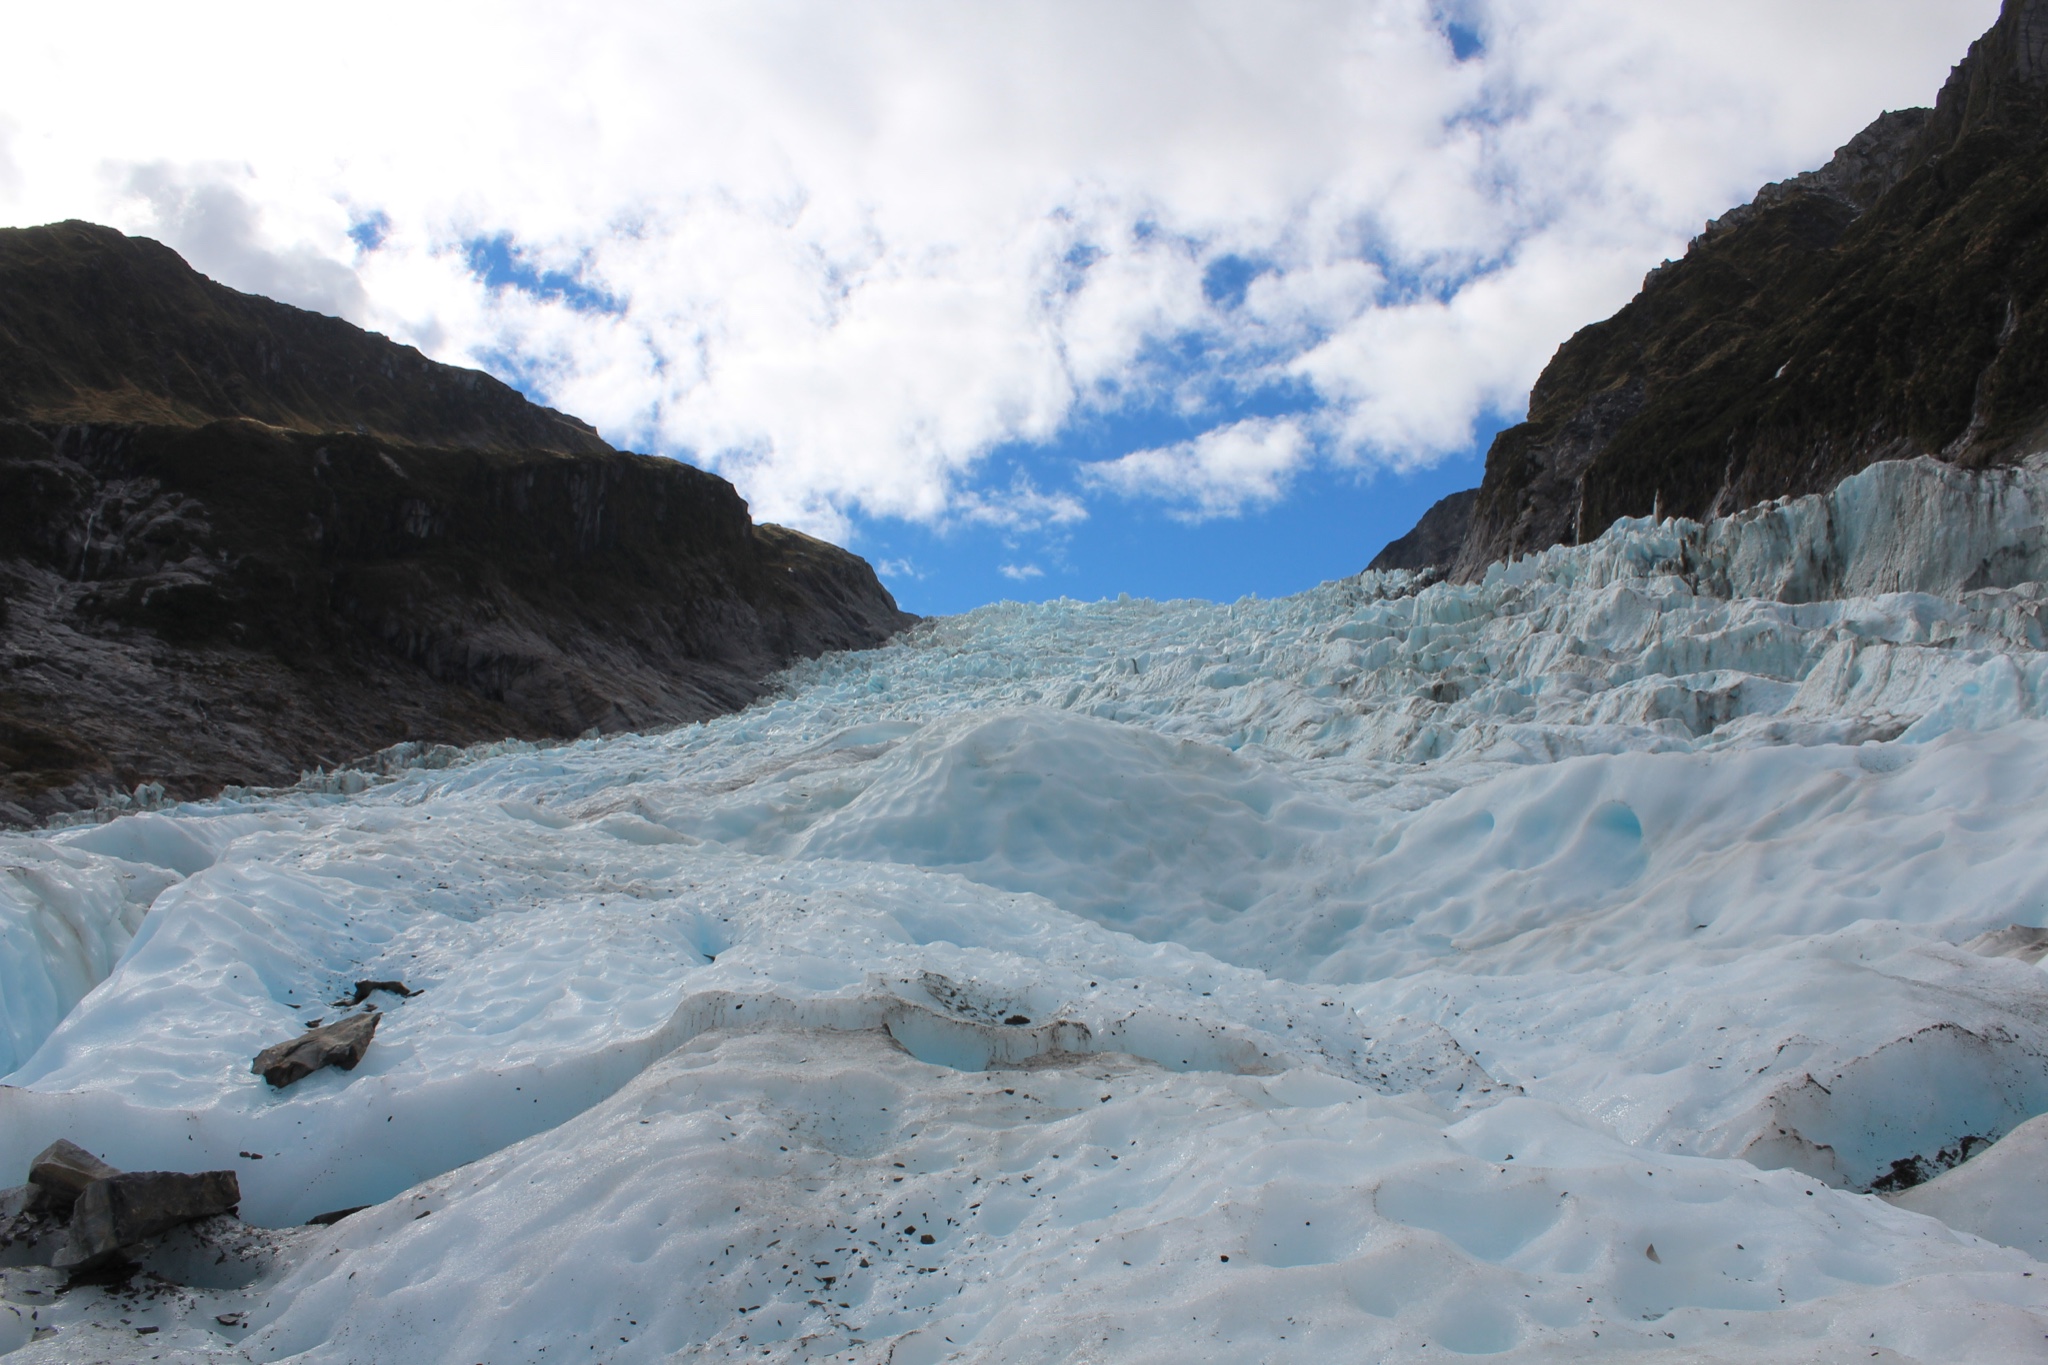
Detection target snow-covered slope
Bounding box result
[7,456,2048,1362]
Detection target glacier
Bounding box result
[6,455,2048,1360]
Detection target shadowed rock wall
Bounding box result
[0,224,912,824]
[1367,488,1476,574]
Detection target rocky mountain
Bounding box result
[1446,0,2048,581]
[1365,488,1475,575]
[0,224,613,455]
[0,221,913,826]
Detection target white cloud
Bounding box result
[952,477,1088,534]
[117,164,369,320]
[998,563,1045,582]
[0,0,2003,540]
[0,117,21,203]
[1084,417,1310,522]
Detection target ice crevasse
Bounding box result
[7,455,2048,1360]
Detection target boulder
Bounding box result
[26,1139,120,1215]
[55,1170,241,1270]
[252,1009,380,1088]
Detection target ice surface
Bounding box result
[6,455,2048,1360]
[0,827,183,1075]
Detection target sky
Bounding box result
[0,1,2002,614]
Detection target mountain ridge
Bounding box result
[1445,0,2048,580]
[0,223,912,826]
[0,221,610,456]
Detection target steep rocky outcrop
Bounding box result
[0,222,913,825]
[1452,0,2048,580]
[1366,488,1476,574]
[0,223,611,454]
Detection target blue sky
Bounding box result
[861,440,1493,616]
[0,1,2000,617]
[460,222,1508,614]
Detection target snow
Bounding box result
[6,454,2048,1361]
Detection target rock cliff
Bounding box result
[1451,0,2048,579]
[0,222,913,825]
[1366,488,1475,574]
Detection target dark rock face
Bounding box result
[56,1170,241,1269]
[1367,488,1477,573]
[253,1010,380,1088]
[0,223,608,454]
[0,223,914,824]
[1454,0,2048,579]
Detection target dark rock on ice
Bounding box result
[26,1138,120,1215]
[0,1184,43,1255]
[1869,1134,1995,1194]
[334,979,416,1007]
[59,1256,138,1287]
[0,1220,69,1270]
[254,1009,380,1088]
[54,1170,241,1270]
[306,1205,370,1226]
[0,1183,70,1268]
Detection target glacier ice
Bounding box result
[0,822,188,1075]
[6,455,2048,1360]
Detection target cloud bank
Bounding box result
[1086,418,1311,523]
[0,1,1999,542]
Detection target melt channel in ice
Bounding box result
[8,454,2048,1361]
